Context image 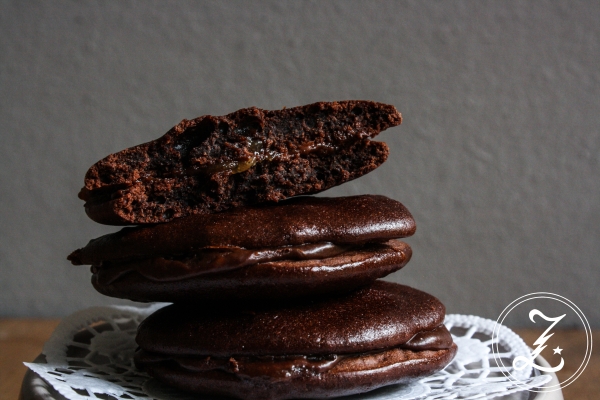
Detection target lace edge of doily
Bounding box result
[43,303,167,364]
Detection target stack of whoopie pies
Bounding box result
[69,101,457,399]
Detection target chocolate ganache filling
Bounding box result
[135,325,454,380]
[94,242,354,285]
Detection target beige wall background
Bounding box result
[1,1,599,327]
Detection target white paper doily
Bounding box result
[24,306,551,400]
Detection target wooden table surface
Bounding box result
[1,319,598,400]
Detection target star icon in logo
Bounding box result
[553,346,563,355]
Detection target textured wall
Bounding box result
[1,1,599,327]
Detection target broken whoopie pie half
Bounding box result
[78,100,402,225]
[134,281,457,400]
[67,195,415,302]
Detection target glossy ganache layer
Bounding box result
[135,345,457,400]
[134,325,454,379]
[93,241,354,284]
[91,240,412,302]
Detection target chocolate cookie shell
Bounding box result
[68,195,415,265]
[134,281,457,399]
[78,100,402,225]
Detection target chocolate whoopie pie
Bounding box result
[134,281,457,400]
[78,100,401,225]
[68,195,415,302]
